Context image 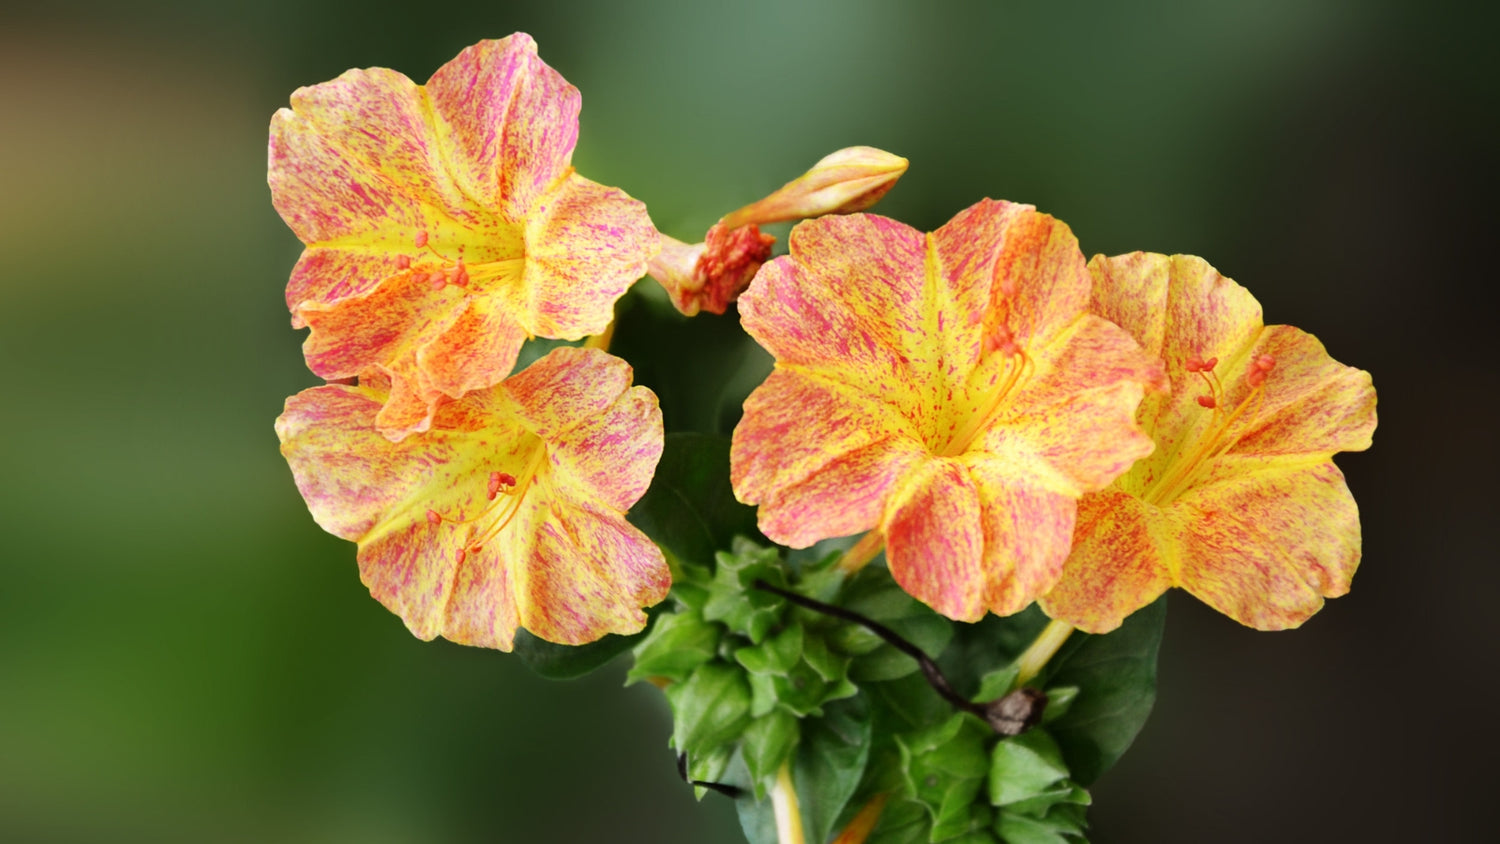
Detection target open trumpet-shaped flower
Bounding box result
[275,346,668,650]
[1039,253,1377,632]
[270,34,656,440]
[731,200,1166,621]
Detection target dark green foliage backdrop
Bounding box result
[0,1,1493,841]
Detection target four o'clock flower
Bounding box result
[730,200,1167,621]
[275,346,669,650]
[1040,253,1376,632]
[270,35,657,441]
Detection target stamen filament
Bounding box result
[943,349,1030,457]
[468,445,547,550]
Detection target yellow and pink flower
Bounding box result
[275,346,668,650]
[1039,253,1377,631]
[730,200,1166,621]
[270,35,656,440]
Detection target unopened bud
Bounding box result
[646,225,774,317]
[719,146,908,230]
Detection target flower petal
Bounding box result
[426,34,579,220]
[517,173,657,338]
[1226,325,1377,458]
[1175,461,1361,630]
[963,457,1078,616]
[512,501,669,645]
[982,314,1163,493]
[299,270,466,379]
[417,293,530,400]
[500,345,634,439]
[1039,491,1175,633]
[731,368,917,546]
[738,213,930,400]
[884,459,986,621]
[548,384,664,513]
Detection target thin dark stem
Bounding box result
[752,579,985,718]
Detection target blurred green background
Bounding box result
[2,0,1493,841]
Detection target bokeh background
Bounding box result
[2,0,1494,841]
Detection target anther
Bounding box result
[454,548,466,565]
[1246,354,1276,387]
[1185,355,1219,373]
[1197,395,1218,409]
[486,470,515,501]
[428,271,448,291]
[414,231,429,249]
[426,509,443,526]
[985,324,1020,357]
[395,255,411,270]
[448,260,469,287]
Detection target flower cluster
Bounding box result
[272,33,1374,658]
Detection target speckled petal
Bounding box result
[275,346,667,649]
[426,34,579,219]
[884,460,986,621]
[964,457,1078,617]
[517,173,658,339]
[417,293,530,400]
[300,269,467,380]
[1226,325,1377,458]
[1174,461,1361,630]
[1039,491,1175,633]
[731,369,915,547]
[738,213,930,400]
[982,314,1163,493]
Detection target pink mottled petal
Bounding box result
[438,543,522,650]
[1090,253,1263,364]
[756,438,928,548]
[1227,326,1377,458]
[1039,492,1175,633]
[417,293,529,399]
[515,502,670,645]
[300,270,465,380]
[984,315,1162,492]
[738,214,929,398]
[371,358,440,441]
[427,34,579,219]
[548,385,664,512]
[937,200,1091,348]
[731,368,910,541]
[964,458,1078,616]
[500,346,633,440]
[518,173,657,338]
[284,249,416,326]
[357,518,465,641]
[884,460,986,622]
[1175,461,1361,630]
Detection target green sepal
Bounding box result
[734,623,804,676]
[685,742,735,801]
[702,539,787,644]
[1041,596,1166,785]
[667,661,752,764]
[993,810,1083,844]
[741,709,800,799]
[1039,686,1079,724]
[988,729,1070,807]
[898,713,993,842]
[626,610,721,685]
[973,664,1020,703]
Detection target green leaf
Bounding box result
[667,661,752,760]
[939,605,1051,700]
[511,626,646,680]
[988,730,1069,807]
[703,540,787,643]
[734,697,873,844]
[973,664,1020,703]
[626,610,722,685]
[1042,595,1167,785]
[742,710,800,799]
[626,432,761,570]
[993,812,1076,844]
[735,624,804,676]
[899,714,992,842]
[1039,687,1079,724]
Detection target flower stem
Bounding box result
[1014,618,1075,685]
[771,760,806,844]
[836,530,885,574]
[831,793,888,844]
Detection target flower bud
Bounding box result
[719,146,908,229]
[646,225,775,316]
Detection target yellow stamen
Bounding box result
[1144,381,1268,507]
[468,444,548,550]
